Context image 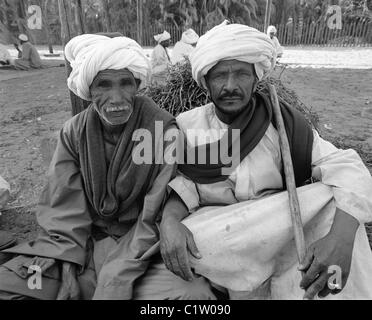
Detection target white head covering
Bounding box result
[181,29,199,45]
[18,34,28,42]
[190,21,276,89]
[267,25,277,35]
[65,34,150,101]
[154,31,171,44]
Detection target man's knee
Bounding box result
[133,260,217,300]
[0,257,60,300]
[170,275,217,300]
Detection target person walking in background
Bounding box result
[285,17,294,44]
[150,31,171,86]
[171,28,199,64]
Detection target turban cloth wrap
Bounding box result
[181,29,199,45]
[267,25,277,35]
[154,31,171,43]
[65,34,150,101]
[190,21,277,88]
[18,34,28,41]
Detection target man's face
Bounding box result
[206,60,257,118]
[270,32,275,39]
[161,39,171,48]
[90,69,139,126]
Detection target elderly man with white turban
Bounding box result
[150,30,171,86]
[171,28,199,65]
[11,34,43,70]
[0,34,215,300]
[267,26,284,58]
[159,21,372,300]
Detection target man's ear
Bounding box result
[135,79,141,89]
[253,79,259,92]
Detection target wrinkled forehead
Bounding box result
[207,59,255,75]
[93,68,135,80]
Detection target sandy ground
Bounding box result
[0,60,371,246]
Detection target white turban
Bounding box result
[190,21,276,88]
[65,34,150,101]
[154,31,171,44]
[181,29,199,45]
[18,34,28,41]
[267,25,277,35]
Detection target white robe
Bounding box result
[169,102,372,300]
[172,41,194,64]
[150,44,170,86]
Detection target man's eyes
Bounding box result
[97,80,111,88]
[211,72,252,80]
[120,79,135,86]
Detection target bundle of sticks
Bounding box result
[142,58,320,132]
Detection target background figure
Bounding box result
[0,175,16,253]
[0,43,11,66]
[267,25,283,58]
[171,29,199,65]
[150,31,171,86]
[11,34,43,70]
[285,17,294,44]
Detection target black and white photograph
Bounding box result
[0,0,371,307]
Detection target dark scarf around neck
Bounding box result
[178,91,313,187]
[79,96,175,220]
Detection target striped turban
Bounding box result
[190,21,277,89]
[65,34,150,101]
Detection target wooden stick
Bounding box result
[267,83,307,266]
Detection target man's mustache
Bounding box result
[218,92,243,100]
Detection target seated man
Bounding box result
[11,34,43,70]
[0,34,215,300]
[160,22,372,300]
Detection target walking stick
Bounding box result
[267,84,307,267]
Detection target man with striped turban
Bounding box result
[160,22,372,299]
[0,34,214,300]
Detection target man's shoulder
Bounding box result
[62,108,90,138]
[176,103,214,131]
[135,95,174,122]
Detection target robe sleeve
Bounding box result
[4,120,92,267]
[92,126,179,299]
[21,43,31,61]
[311,130,372,223]
[151,45,169,74]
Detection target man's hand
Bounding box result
[56,262,80,300]
[160,218,202,282]
[299,209,359,300]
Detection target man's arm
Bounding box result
[299,130,372,299]
[160,190,202,281]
